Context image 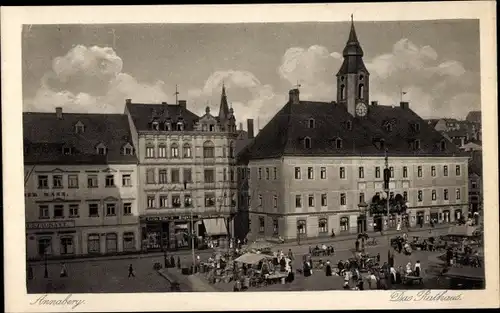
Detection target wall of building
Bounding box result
[24,164,140,259]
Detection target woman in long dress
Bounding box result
[325,260,332,276]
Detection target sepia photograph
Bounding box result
[2,2,499,312]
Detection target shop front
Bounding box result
[26,220,78,260]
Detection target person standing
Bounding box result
[128,264,135,278]
[60,263,68,277]
[414,260,421,277]
[287,249,294,261]
[376,252,381,263]
[325,260,332,276]
[355,239,360,252]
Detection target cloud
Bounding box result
[278,38,479,119]
[25,45,169,113]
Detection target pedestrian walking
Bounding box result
[60,263,68,277]
[414,260,421,277]
[170,255,175,268]
[376,252,380,263]
[177,256,181,269]
[128,264,135,278]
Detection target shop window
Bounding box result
[297,220,306,235]
[123,232,135,251]
[318,218,328,233]
[37,237,52,256]
[60,236,74,255]
[106,233,118,253]
[273,219,279,235]
[340,217,349,232]
[258,217,265,233]
[88,234,100,254]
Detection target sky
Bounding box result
[22,20,480,130]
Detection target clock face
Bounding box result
[356,102,368,117]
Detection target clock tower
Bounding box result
[336,16,370,117]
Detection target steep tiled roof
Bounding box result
[125,102,200,132]
[241,100,466,159]
[23,112,137,165]
[466,111,481,123]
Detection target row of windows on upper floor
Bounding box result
[36,174,132,189]
[145,168,236,185]
[301,136,441,152]
[145,192,236,209]
[305,116,422,135]
[291,164,462,180]
[58,143,134,157]
[148,120,237,133]
[36,202,133,220]
[144,142,235,159]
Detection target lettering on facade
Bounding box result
[143,214,226,222]
[27,221,75,229]
[25,192,66,198]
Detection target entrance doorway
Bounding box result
[416,211,425,227]
[357,215,367,233]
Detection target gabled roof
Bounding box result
[23,112,137,165]
[125,102,200,132]
[241,100,466,160]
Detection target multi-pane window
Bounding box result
[417,166,423,178]
[339,167,346,179]
[105,175,115,187]
[455,165,461,176]
[184,194,192,207]
[307,167,314,179]
[295,195,302,208]
[68,175,79,188]
[432,190,437,201]
[431,166,436,177]
[39,205,49,219]
[273,219,279,235]
[203,142,215,158]
[147,195,156,208]
[403,191,408,201]
[60,237,74,255]
[159,195,168,208]
[340,217,349,232]
[358,167,364,178]
[158,145,167,158]
[87,175,98,188]
[320,167,327,179]
[258,217,265,233]
[273,167,277,180]
[89,203,99,217]
[159,169,168,184]
[456,188,461,200]
[38,175,49,189]
[172,195,181,208]
[53,205,64,218]
[204,169,215,183]
[297,220,306,234]
[417,190,423,202]
[318,218,328,233]
[258,168,262,180]
[171,144,179,158]
[87,234,100,254]
[402,166,408,178]
[359,192,365,204]
[123,232,135,251]
[308,194,314,207]
[171,169,180,183]
[443,165,449,177]
[183,168,192,183]
[106,203,116,216]
[205,193,216,207]
[123,203,132,215]
[53,175,63,188]
[375,167,381,179]
[69,204,79,217]
[321,194,327,206]
[444,189,449,200]
[294,167,301,179]
[183,143,192,158]
[122,174,132,187]
[340,193,346,205]
[266,168,270,180]
[389,167,394,178]
[146,145,155,158]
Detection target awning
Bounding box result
[235,253,271,265]
[203,218,227,236]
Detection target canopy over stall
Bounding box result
[235,253,272,265]
[203,218,228,236]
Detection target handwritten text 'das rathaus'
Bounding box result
[390,290,464,302]
[30,294,85,309]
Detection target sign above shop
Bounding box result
[142,213,227,222]
[26,220,75,229]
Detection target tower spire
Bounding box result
[218,82,230,121]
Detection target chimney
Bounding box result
[371,101,378,106]
[400,101,409,109]
[126,99,132,105]
[289,89,300,105]
[55,107,63,119]
[178,100,187,110]
[247,119,255,139]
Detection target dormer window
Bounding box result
[176,122,184,131]
[75,121,85,134]
[164,122,171,131]
[209,124,215,132]
[96,143,107,155]
[62,146,73,155]
[373,138,385,150]
[308,118,315,129]
[151,121,159,131]
[412,122,420,132]
[385,123,393,132]
[304,137,312,149]
[122,143,134,155]
[334,138,343,149]
[410,139,421,151]
[346,121,352,130]
[440,140,447,151]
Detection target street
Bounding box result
[27,227,451,293]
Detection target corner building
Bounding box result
[125,86,239,251]
[24,109,140,259]
[238,21,469,241]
